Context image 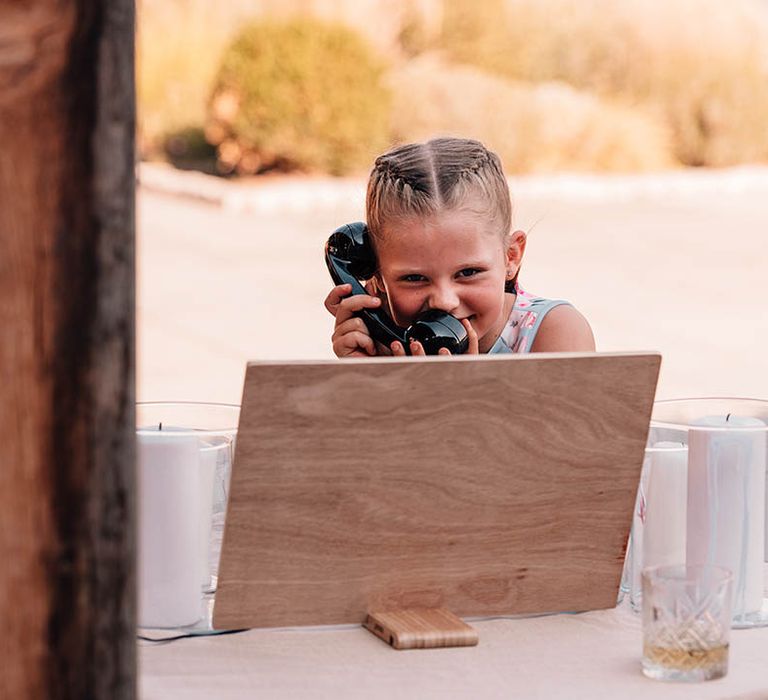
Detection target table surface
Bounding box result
[139,603,768,700]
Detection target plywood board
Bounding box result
[214,352,660,629]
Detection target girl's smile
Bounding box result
[375,210,521,353]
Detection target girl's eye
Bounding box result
[400,274,427,283]
[457,268,482,278]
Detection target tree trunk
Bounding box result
[0,2,136,698]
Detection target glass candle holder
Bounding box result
[643,398,768,628]
[623,442,689,612]
[136,402,239,629]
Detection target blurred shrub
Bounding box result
[163,127,219,174]
[437,0,511,76]
[206,18,391,175]
[438,0,768,167]
[388,54,675,173]
[397,5,432,58]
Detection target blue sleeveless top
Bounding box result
[489,287,572,354]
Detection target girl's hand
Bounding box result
[324,283,353,317]
[462,318,480,354]
[389,319,479,356]
[390,340,450,356]
[326,284,384,358]
[323,281,379,317]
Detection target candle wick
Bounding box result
[159,421,163,431]
[726,413,731,422]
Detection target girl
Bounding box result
[324,137,595,357]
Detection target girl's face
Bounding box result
[375,209,523,353]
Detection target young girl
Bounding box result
[324,137,595,357]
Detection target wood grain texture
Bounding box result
[214,353,660,630]
[0,2,135,698]
[365,608,479,649]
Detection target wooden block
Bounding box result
[364,608,479,650]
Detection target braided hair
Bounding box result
[366,137,512,245]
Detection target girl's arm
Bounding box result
[530,305,596,352]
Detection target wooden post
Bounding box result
[0,2,136,698]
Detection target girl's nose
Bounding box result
[427,284,460,313]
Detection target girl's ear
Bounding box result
[365,273,388,301]
[505,229,527,277]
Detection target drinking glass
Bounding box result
[642,565,733,682]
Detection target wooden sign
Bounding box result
[214,353,660,630]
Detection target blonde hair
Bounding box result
[366,137,512,243]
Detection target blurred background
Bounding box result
[136,0,768,404]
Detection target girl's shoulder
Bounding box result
[501,288,594,353]
[531,304,595,352]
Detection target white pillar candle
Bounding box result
[643,442,687,569]
[687,415,766,617]
[137,427,204,628]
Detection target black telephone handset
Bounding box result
[325,222,469,355]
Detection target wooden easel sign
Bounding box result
[214,353,660,647]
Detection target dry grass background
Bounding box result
[137,0,427,153]
[388,54,675,173]
[441,0,768,168]
[138,0,768,173]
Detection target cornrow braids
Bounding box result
[366,137,512,245]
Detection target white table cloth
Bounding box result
[139,604,768,699]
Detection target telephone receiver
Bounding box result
[324,222,469,355]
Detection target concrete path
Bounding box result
[137,164,768,405]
